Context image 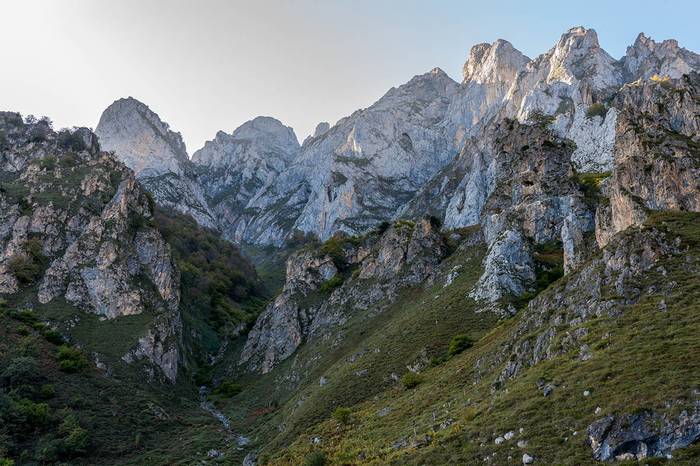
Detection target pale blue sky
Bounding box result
[1,0,698,153]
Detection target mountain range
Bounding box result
[1,26,700,465]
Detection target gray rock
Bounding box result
[95,97,216,228]
[587,402,700,461]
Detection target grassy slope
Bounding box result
[0,305,227,465]
[265,212,700,465]
[203,236,505,463]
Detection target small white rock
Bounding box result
[583,390,591,397]
[504,431,515,440]
[595,406,602,415]
[495,436,505,445]
[523,453,534,464]
[519,427,524,434]
[517,440,528,448]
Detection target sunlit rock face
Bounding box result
[96,97,217,229]
[192,116,300,242]
[238,68,462,245]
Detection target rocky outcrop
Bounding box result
[240,218,446,373]
[491,222,686,388]
[303,122,331,146]
[192,116,300,242]
[596,72,700,246]
[439,119,594,301]
[500,27,622,172]
[446,39,530,146]
[237,68,461,245]
[588,402,700,461]
[95,97,217,229]
[622,33,700,81]
[0,115,182,382]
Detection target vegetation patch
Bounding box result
[585,102,607,119]
[213,380,243,398]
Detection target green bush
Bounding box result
[319,275,344,293]
[37,155,57,170]
[447,334,474,357]
[0,458,14,466]
[7,255,41,285]
[56,129,86,152]
[585,103,607,119]
[528,110,555,127]
[212,380,243,398]
[7,237,47,285]
[42,329,64,345]
[1,356,40,387]
[401,372,423,390]
[319,237,347,270]
[331,407,352,425]
[7,309,39,325]
[59,415,89,455]
[40,384,55,399]
[12,398,50,429]
[56,346,88,373]
[303,451,327,466]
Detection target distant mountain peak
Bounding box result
[462,39,529,85]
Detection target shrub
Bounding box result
[40,384,56,399]
[7,255,41,285]
[7,237,47,285]
[56,346,88,373]
[448,334,474,357]
[1,356,40,387]
[42,329,64,345]
[586,103,607,119]
[0,458,14,466]
[319,275,343,293]
[401,372,423,390]
[59,415,89,455]
[319,237,347,270]
[37,155,57,170]
[28,122,50,142]
[56,129,86,152]
[12,398,50,428]
[528,110,555,127]
[7,309,39,325]
[213,380,242,398]
[331,407,352,425]
[303,451,326,466]
[651,74,673,89]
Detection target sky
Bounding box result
[1,0,699,154]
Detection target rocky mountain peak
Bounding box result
[230,116,299,150]
[623,32,700,80]
[379,67,460,107]
[96,97,189,177]
[193,116,299,168]
[313,121,330,138]
[546,26,620,89]
[95,97,217,228]
[462,39,529,85]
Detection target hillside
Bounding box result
[1,25,700,466]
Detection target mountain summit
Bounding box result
[95,97,217,228]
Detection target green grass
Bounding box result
[585,103,607,119]
[263,212,700,465]
[0,307,226,465]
